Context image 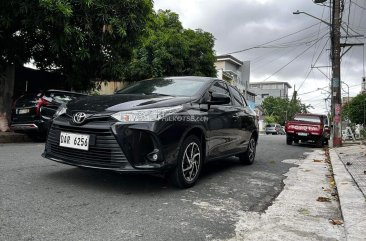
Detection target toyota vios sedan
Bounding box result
[43,77,258,188]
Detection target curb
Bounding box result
[0,132,31,143]
[329,149,366,241]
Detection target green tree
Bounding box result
[261,96,312,125]
[124,10,217,81]
[264,115,278,124]
[342,93,366,124]
[0,0,153,131]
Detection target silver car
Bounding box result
[265,123,282,135]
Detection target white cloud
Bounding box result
[154,0,366,114]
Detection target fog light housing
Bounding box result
[152,153,158,161]
[147,149,160,162]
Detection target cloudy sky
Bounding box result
[154,0,366,114]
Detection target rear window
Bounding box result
[17,93,40,101]
[294,115,321,123]
[15,93,42,106]
[45,92,84,103]
[266,124,275,127]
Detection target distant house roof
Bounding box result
[246,90,257,96]
[249,81,292,88]
[216,54,243,66]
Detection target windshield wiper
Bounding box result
[146,93,171,96]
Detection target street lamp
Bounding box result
[293,10,331,26]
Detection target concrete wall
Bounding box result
[215,59,251,96]
[250,82,290,106]
[97,81,127,95]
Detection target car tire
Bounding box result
[170,135,203,188]
[286,136,293,145]
[238,135,257,165]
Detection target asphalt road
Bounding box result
[0,135,315,241]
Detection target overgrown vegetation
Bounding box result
[342,93,366,125]
[261,96,312,125]
[123,10,217,81]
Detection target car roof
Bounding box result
[151,76,219,85]
[295,113,327,117]
[46,89,87,95]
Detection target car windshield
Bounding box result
[294,115,321,123]
[116,78,207,97]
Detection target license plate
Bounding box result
[59,132,90,150]
[17,108,30,114]
[298,132,308,136]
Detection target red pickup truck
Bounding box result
[285,113,331,147]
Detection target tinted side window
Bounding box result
[209,81,230,96]
[240,94,248,107]
[229,86,244,107]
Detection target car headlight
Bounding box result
[111,105,183,122]
[54,105,67,118]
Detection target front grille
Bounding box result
[46,123,128,168]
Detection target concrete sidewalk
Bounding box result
[0,131,31,143]
[231,150,345,240]
[330,144,366,241]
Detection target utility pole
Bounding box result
[331,0,342,147]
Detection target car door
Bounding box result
[206,81,238,159]
[228,86,251,153]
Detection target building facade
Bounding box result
[249,81,292,106]
[215,54,255,108]
[215,55,250,96]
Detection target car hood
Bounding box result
[66,94,192,113]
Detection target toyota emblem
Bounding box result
[73,112,87,124]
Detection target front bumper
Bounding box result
[11,123,39,131]
[43,116,188,173]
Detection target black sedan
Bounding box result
[11,90,87,140]
[43,77,258,188]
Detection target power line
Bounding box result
[298,85,329,96]
[224,22,321,55]
[298,37,330,91]
[353,0,366,11]
[261,33,328,82]
[345,0,352,43]
[311,5,327,64]
[250,26,329,68]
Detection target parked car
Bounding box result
[279,126,286,135]
[42,76,259,188]
[11,90,87,139]
[285,113,330,147]
[265,123,282,135]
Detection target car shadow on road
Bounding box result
[43,167,170,193]
[42,157,246,193]
[201,157,245,178]
[291,142,328,149]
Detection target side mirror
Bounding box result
[206,92,231,105]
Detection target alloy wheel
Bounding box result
[181,142,201,182]
[247,138,256,162]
